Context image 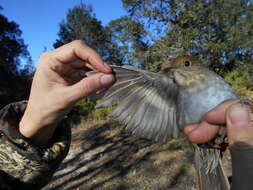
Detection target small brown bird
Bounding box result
[96,55,238,190]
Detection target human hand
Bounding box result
[19,40,115,146]
[184,99,253,147]
[184,99,253,189]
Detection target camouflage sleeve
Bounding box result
[0,101,71,190]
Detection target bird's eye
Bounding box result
[183,60,191,67]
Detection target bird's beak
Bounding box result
[162,66,172,73]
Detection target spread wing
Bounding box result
[96,65,180,142]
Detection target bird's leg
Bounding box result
[212,127,228,149]
[197,127,228,150]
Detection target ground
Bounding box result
[43,117,232,190]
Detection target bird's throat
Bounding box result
[174,70,207,90]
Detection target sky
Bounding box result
[1,0,126,65]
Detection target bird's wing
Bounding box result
[96,65,179,142]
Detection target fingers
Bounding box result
[51,40,112,73]
[226,103,253,146]
[184,99,253,146]
[184,121,220,143]
[184,99,238,143]
[204,99,239,125]
[66,73,115,103]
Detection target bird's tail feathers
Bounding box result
[197,159,230,190]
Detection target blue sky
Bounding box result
[1,0,126,65]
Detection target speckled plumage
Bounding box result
[97,55,238,190]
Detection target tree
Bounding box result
[0,12,31,74]
[122,0,253,75]
[107,16,148,66]
[0,8,32,108]
[54,3,123,65]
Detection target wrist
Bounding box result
[19,107,57,147]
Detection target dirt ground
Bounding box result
[43,119,232,190]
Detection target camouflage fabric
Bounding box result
[0,101,71,190]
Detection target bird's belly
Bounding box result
[178,86,238,129]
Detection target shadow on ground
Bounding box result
[42,119,200,190]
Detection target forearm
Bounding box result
[0,101,71,189]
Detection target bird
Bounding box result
[95,55,238,190]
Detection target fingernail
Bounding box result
[229,105,249,128]
[100,74,115,87]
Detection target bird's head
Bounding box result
[162,55,209,88]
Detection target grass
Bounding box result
[43,118,201,190]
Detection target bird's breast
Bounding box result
[177,75,238,129]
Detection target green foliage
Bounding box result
[224,64,253,96]
[73,98,114,120]
[123,0,253,74]
[91,106,115,120]
[74,98,96,116]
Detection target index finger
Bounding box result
[52,40,112,73]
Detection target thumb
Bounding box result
[226,103,253,146]
[67,73,115,103]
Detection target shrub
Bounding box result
[74,98,96,116]
[224,64,253,96]
[91,106,115,120]
[71,97,116,121]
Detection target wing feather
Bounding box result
[96,65,179,142]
